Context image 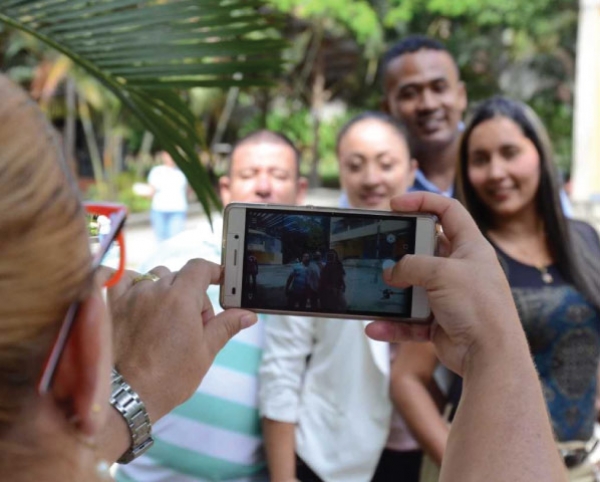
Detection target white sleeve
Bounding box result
[258,315,316,423]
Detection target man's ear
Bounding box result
[295,176,309,205]
[52,291,110,437]
[219,176,231,206]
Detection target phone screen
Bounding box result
[241,207,416,317]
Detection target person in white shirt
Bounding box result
[259,112,420,482]
[147,151,188,242]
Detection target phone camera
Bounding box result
[234,235,239,239]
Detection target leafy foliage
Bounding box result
[0,0,286,218]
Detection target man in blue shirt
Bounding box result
[286,252,311,309]
[379,34,573,216]
[381,35,466,197]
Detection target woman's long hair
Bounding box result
[457,96,600,311]
[0,75,91,437]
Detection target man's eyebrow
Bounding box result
[375,151,393,160]
[398,76,448,91]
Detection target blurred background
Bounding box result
[1,0,598,231]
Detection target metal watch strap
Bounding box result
[110,368,154,464]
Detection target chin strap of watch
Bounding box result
[110,368,154,464]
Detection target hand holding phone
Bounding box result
[220,203,437,322]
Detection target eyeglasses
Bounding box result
[37,202,128,394]
[85,202,127,288]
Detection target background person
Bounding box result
[392,96,600,481]
[147,150,189,242]
[259,111,421,482]
[117,130,308,482]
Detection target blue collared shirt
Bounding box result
[409,169,454,197]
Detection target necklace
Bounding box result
[536,265,554,284]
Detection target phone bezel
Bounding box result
[221,203,435,322]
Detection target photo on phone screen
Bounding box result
[240,207,416,318]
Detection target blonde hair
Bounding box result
[0,75,91,433]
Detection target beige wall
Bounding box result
[572,0,600,203]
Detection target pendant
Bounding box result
[539,267,553,284]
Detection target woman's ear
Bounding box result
[52,290,111,437]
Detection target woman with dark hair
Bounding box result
[319,249,346,311]
[392,96,600,481]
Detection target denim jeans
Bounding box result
[151,210,186,242]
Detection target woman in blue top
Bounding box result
[459,95,600,440]
[392,96,600,481]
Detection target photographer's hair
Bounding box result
[0,75,91,439]
[381,35,459,84]
[336,111,411,156]
[457,96,600,311]
[229,130,301,177]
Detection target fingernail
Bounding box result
[241,313,257,328]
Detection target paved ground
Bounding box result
[124,188,342,270]
[248,262,408,315]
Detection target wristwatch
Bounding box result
[110,368,154,464]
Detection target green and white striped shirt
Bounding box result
[116,219,268,482]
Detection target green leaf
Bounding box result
[0,0,285,221]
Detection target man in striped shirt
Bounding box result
[115,130,307,482]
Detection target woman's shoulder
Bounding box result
[568,219,600,254]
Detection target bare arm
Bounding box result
[441,330,565,482]
[262,419,298,482]
[391,342,449,465]
[366,193,567,482]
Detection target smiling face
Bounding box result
[466,116,541,221]
[219,141,307,206]
[383,49,466,155]
[337,118,417,211]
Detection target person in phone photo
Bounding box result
[319,248,346,312]
[307,251,323,311]
[286,252,312,310]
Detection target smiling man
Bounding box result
[382,35,467,197]
[115,130,307,482]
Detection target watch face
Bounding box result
[386,233,396,244]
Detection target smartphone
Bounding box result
[220,203,437,322]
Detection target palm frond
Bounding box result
[0,0,286,220]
